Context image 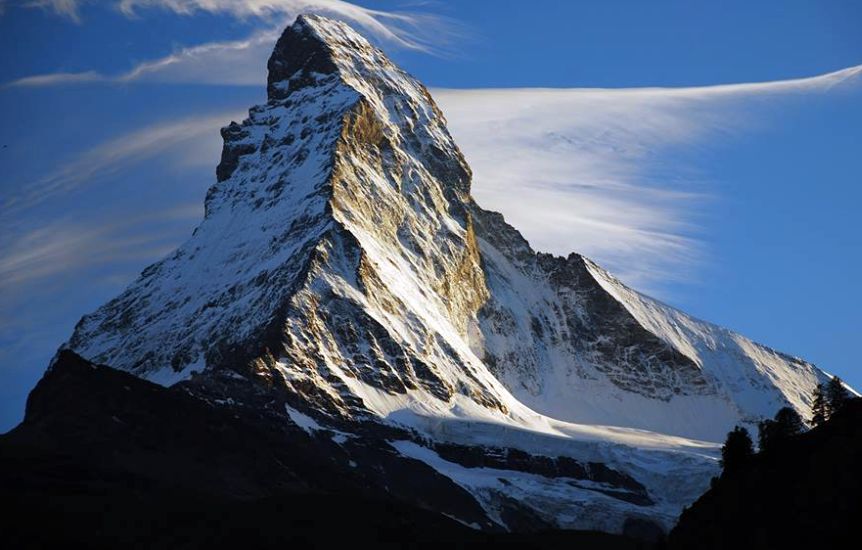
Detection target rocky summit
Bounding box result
[21,14,834,535]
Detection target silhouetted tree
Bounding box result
[720,426,753,474]
[758,419,775,452]
[758,407,803,452]
[774,407,804,435]
[826,376,850,416]
[811,383,828,426]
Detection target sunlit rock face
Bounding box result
[63,15,831,534]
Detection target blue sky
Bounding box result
[1,0,860,432]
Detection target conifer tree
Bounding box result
[811,383,828,426]
[720,426,753,474]
[758,407,803,452]
[757,419,775,452]
[774,406,804,436]
[826,376,850,416]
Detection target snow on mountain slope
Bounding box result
[59,14,836,533]
[67,45,357,378]
[585,260,826,429]
[470,209,829,440]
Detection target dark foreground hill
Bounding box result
[0,351,644,550]
[2,352,858,549]
[669,397,862,549]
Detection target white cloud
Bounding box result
[118,0,460,52]
[5,70,105,87]
[2,31,275,88]
[434,64,862,290]
[1,111,239,213]
[23,0,83,21]
[2,29,277,88]
[0,111,227,297]
[120,27,279,85]
[0,205,200,289]
[4,1,463,88]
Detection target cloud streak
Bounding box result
[6,70,105,87]
[2,30,278,88]
[434,64,862,289]
[1,111,239,213]
[0,205,201,289]
[3,0,463,89]
[118,0,461,52]
[20,0,84,22]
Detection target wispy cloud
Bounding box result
[118,0,461,52]
[2,30,276,88]
[3,0,463,89]
[6,70,105,87]
[0,204,203,425]
[118,29,278,84]
[0,205,200,289]
[1,111,238,213]
[434,64,862,290]
[21,0,84,22]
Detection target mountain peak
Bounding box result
[267,14,386,101]
[267,15,355,100]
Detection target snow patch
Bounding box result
[285,405,324,434]
[146,357,205,387]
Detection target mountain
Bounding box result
[668,398,862,549]
[7,14,835,537]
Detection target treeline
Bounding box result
[720,375,853,474]
[668,380,861,550]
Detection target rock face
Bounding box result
[56,14,833,534]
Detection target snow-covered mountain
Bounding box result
[60,14,832,534]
